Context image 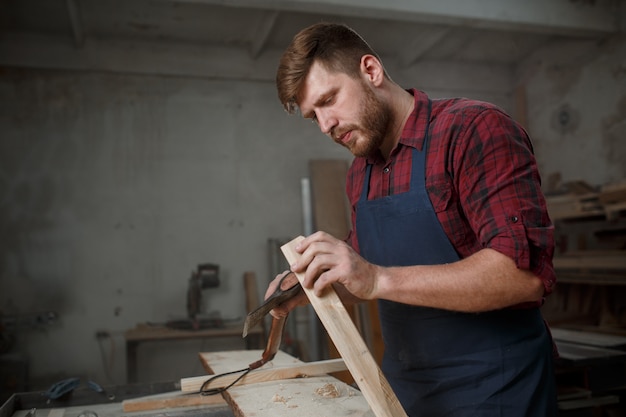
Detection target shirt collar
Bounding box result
[400,89,430,152]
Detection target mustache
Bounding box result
[330,125,356,142]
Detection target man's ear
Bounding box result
[360,55,385,86]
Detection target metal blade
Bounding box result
[242,275,301,337]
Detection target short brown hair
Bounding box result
[276,22,384,114]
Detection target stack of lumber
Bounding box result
[546,179,626,285]
[553,250,626,285]
[598,179,626,220]
[546,179,626,221]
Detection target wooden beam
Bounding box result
[281,236,407,417]
[179,0,619,36]
[180,356,347,392]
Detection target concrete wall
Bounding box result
[1,34,623,388]
[521,35,626,188]
[0,70,352,385]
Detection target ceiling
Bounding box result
[0,0,623,73]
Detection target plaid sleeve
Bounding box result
[452,107,556,294]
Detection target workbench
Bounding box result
[1,350,371,417]
[552,329,626,414]
[0,381,234,417]
[124,323,264,383]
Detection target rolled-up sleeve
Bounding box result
[453,108,556,295]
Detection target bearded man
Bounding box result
[267,22,558,417]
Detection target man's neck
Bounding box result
[379,88,415,161]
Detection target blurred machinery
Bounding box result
[1,310,58,403]
[187,263,220,319]
[167,263,221,330]
[0,310,58,354]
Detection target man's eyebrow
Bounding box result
[302,89,337,119]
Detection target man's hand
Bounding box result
[290,231,380,299]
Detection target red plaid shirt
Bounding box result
[345,89,556,296]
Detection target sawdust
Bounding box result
[314,383,341,398]
[272,394,287,403]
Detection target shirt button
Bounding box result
[383,167,390,173]
[510,216,519,223]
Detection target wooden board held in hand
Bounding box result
[281,236,408,417]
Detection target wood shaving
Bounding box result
[272,394,287,403]
[314,383,341,398]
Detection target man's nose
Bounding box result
[317,111,337,135]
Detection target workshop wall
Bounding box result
[522,35,626,188]
[0,71,349,386]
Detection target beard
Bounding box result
[335,84,392,158]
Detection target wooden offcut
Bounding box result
[281,236,408,417]
[180,356,347,392]
[122,390,227,412]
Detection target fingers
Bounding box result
[264,270,292,300]
[291,232,342,286]
[290,231,377,300]
[269,290,307,318]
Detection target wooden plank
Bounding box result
[553,253,626,270]
[599,179,626,204]
[558,395,620,410]
[555,340,626,362]
[224,377,370,417]
[555,271,626,286]
[309,159,350,240]
[551,328,626,350]
[122,390,227,412]
[200,350,372,417]
[281,236,408,417]
[180,356,348,392]
[124,322,263,342]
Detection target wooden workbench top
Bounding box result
[199,350,374,417]
[124,322,262,342]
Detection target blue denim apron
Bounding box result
[355,101,558,416]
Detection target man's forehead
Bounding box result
[297,62,343,112]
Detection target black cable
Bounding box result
[199,367,251,396]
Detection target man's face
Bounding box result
[297,61,391,157]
